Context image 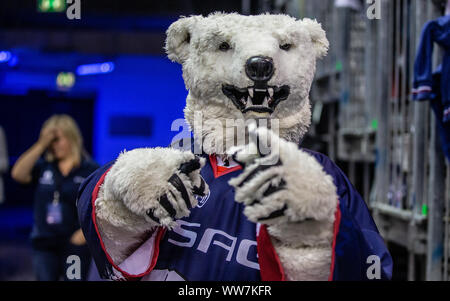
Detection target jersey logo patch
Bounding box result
[196,191,211,208]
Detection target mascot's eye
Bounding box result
[219,42,231,51]
[280,43,292,51]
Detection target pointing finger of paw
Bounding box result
[248,126,283,158]
[254,127,282,148]
[230,144,260,167]
[247,122,259,146]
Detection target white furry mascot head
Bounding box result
[165,13,329,155]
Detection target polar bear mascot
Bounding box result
[77,13,392,281]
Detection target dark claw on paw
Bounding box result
[159,194,177,218]
[168,174,193,210]
[257,204,288,222]
[193,178,206,196]
[146,209,160,223]
[179,157,201,174]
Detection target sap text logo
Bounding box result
[168,220,259,270]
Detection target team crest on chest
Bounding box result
[196,190,211,208]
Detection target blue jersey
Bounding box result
[413,15,450,160]
[77,149,392,281]
[413,15,450,121]
[152,156,260,281]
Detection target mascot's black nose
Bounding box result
[245,56,274,82]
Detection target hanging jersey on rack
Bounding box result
[412,15,450,121]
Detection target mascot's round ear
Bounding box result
[298,19,329,59]
[165,16,201,64]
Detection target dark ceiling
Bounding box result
[0,0,253,31]
[0,0,283,56]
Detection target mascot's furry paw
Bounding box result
[102,148,208,230]
[228,125,337,226]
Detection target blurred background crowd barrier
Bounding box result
[0,0,449,281]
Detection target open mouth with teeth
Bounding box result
[222,84,290,114]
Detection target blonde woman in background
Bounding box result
[12,115,98,281]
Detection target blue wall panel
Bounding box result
[0,51,189,165]
[92,56,188,164]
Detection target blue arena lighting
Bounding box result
[0,51,12,63]
[76,62,115,76]
[8,54,18,67]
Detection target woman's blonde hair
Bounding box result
[41,114,87,166]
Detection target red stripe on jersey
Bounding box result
[90,167,165,280]
[328,203,342,281]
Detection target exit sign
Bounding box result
[37,0,67,13]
